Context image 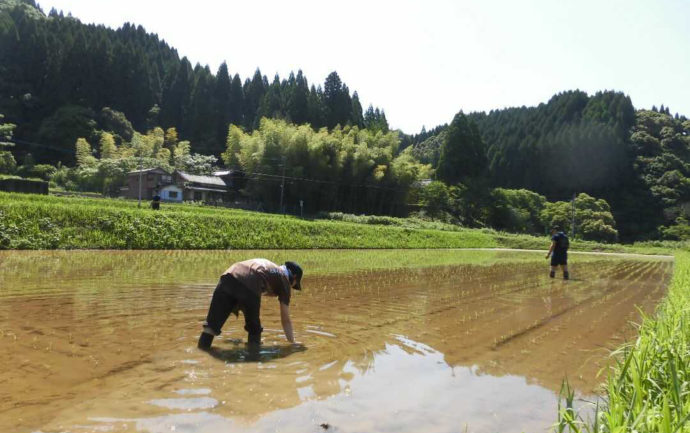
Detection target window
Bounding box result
[162,175,172,184]
[168,191,178,199]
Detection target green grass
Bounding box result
[0,192,496,249]
[557,251,690,433]
[492,230,685,255]
[1,191,685,253]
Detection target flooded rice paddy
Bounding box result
[0,249,673,433]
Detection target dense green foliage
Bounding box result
[0,192,496,249]
[631,109,690,240]
[3,0,690,243]
[558,251,690,433]
[411,93,690,241]
[222,119,430,215]
[30,123,217,194]
[436,112,486,185]
[418,182,618,241]
[1,192,670,253]
[470,91,635,194]
[0,0,388,163]
[0,113,16,173]
[542,193,618,242]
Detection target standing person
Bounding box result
[545,225,570,279]
[151,191,161,210]
[198,259,303,350]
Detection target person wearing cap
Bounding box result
[198,258,303,350]
[545,225,569,280]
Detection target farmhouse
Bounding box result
[121,168,244,203]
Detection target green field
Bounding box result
[0,192,496,249]
[0,191,681,253]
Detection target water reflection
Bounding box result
[83,339,580,433]
[0,250,672,433]
[205,342,307,363]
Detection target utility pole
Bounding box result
[279,156,286,215]
[138,157,143,208]
[571,192,576,238]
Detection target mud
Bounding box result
[0,250,672,433]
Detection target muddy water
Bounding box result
[0,250,673,433]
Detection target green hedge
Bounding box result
[0,177,48,194]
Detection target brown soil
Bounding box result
[0,251,672,433]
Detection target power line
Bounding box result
[9,138,74,154]
[246,171,409,192]
[9,138,417,193]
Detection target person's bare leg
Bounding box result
[562,264,569,280]
[550,266,556,278]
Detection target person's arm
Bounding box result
[279,301,295,343]
[546,241,556,258]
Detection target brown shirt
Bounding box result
[223,258,291,305]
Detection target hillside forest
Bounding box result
[1,0,689,243]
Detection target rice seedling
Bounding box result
[556,252,690,433]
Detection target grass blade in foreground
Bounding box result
[557,252,690,432]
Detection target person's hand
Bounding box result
[545,253,550,259]
[287,342,306,353]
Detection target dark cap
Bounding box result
[285,261,303,290]
[551,225,561,231]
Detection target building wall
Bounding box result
[123,170,173,200]
[160,185,183,202]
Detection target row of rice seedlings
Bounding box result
[490,261,634,348]
[0,250,549,302]
[557,252,690,433]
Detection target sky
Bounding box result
[36,0,690,134]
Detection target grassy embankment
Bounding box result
[0,192,495,249]
[0,191,683,253]
[558,251,690,432]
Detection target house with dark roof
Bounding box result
[121,168,172,201]
[121,168,245,203]
[172,171,228,202]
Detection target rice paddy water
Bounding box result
[0,249,673,433]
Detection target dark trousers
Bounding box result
[550,252,568,266]
[202,274,263,344]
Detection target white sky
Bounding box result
[37,0,690,133]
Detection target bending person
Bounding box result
[198,259,303,349]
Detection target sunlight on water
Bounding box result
[0,250,672,433]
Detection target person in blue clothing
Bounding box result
[545,225,569,280]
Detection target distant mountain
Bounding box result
[0,0,387,162]
[410,92,689,240]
